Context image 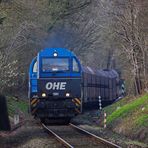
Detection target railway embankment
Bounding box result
[0,95,28,133]
[104,93,148,144]
[72,93,148,148]
[6,96,28,127]
[7,96,28,117]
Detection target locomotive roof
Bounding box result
[38,48,76,57]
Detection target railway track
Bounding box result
[42,123,121,148]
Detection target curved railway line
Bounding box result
[42,123,121,148]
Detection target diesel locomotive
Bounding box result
[28,48,125,121]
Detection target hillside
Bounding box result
[104,94,148,144]
[7,96,28,117]
[7,96,28,129]
[71,94,148,147]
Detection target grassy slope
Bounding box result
[103,93,148,144]
[7,96,28,117]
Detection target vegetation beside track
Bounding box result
[104,93,148,144]
[6,96,28,117]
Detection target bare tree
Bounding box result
[108,0,148,94]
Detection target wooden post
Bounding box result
[0,94,11,131]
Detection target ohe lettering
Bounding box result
[46,82,66,90]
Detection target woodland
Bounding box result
[0,0,147,96]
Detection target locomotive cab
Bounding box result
[29,48,82,120]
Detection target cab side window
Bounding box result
[33,61,37,73]
[73,58,79,72]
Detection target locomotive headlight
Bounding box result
[53,52,58,57]
[66,93,70,97]
[42,93,46,97]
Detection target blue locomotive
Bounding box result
[29,48,125,121]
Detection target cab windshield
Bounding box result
[42,58,69,72]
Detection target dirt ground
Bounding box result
[71,110,148,148]
[0,117,63,148]
[0,112,147,148]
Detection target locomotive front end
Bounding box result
[29,48,82,120]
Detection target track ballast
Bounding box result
[42,123,121,148]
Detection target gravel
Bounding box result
[0,117,63,148]
[71,110,148,148]
[0,111,147,148]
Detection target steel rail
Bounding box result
[42,123,121,148]
[42,123,74,148]
[69,123,121,148]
